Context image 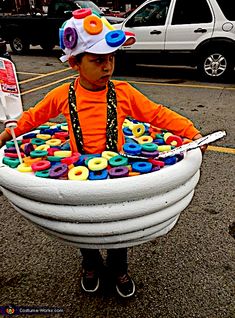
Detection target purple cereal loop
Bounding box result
[63,27,78,49]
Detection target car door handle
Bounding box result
[150,30,162,35]
[194,28,207,33]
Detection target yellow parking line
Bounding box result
[208,145,235,154]
[18,71,45,76]
[19,67,72,84]
[21,75,77,95]
[128,80,235,90]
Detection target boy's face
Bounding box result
[70,53,115,91]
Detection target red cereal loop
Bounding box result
[72,8,92,19]
[83,15,103,35]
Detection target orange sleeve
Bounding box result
[5,84,68,137]
[118,82,200,139]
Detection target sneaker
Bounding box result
[81,269,99,293]
[116,273,135,298]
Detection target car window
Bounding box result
[172,0,212,24]
[126,0,171,27]
[216,0,235,20]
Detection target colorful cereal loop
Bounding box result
[109,166,129,178]
[141,143,158,152]
[46,139,62,146]
[132,123,145,137]
[132,161,152,173]
[54,151,72,158]
[89,169,108,180]
[68,166,89,181]
[102,150,119,160]
[137,135,153,144]
[59,28,65,49]
[105,30,126,47]
[123,143,142,155]
[36,134,52,140]
[35,170,50,178]
[17,163,33,173]
[109,155,128,167]
[157,145,172,152]
[49,164,68,178]
[88,157,108,171]
[63,27,78,49]
[73,8,92,19]
[31,160,51,172]
[84,15,103,35]
[30,150,48,158]
[101,16,115,30]
[35,144,50,151]
[60,125,68,131]
[23,157,42,165]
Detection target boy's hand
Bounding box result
[0,130,12,148]
[193,133,207,154]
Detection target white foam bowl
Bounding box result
[0,133,202,249]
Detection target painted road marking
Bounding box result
[208,146,235,154]
[19,67,72,84]
[21,75,77,95]
[128,80,235,91]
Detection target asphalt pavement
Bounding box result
[0,50,234,318]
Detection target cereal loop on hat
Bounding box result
[101,17,115,30]
[63,27,78,49]
[105,30,126,47]
[73,8,92,19]
[84,15,103,35]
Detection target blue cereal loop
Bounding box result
[59,28,65,49]
[105,30,126,47]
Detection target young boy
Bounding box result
[0,9,205,298]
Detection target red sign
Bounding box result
[0,58,19,94]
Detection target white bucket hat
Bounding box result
[59,8,136,62]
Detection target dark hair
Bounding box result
[75,53,86,63]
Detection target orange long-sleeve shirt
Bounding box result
[7,79,200,153]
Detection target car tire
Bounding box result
[9,36,29,54]
[197,49,234,82]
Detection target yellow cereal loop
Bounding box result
[132,123,145,137]
[102,150,119,160]
[137,135,153,144]
[46,139,62,146]
[60,125,68,131]
[36,134,52,140]
[88,157,108,171]
[54,151,72,158]
[17,163,33,173]
[101,17,115,30]
[68,166,89,180]
[35,144,50,151]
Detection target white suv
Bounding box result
[114,0,235,81]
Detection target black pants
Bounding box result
[80,248,128,274]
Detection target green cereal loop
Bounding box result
[3,157,20,168]
[31,138,46,146]
[35,170,50,178]
[47,156,63,162]
[37,125,50,129]
[6,140,22,148]
[109,155,128,167]
[142,143,158,152]
[30,150,48,158]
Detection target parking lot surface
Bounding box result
[0,50,234,318]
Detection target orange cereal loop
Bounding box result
[23,157,42,165]
[84,15,103,35]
